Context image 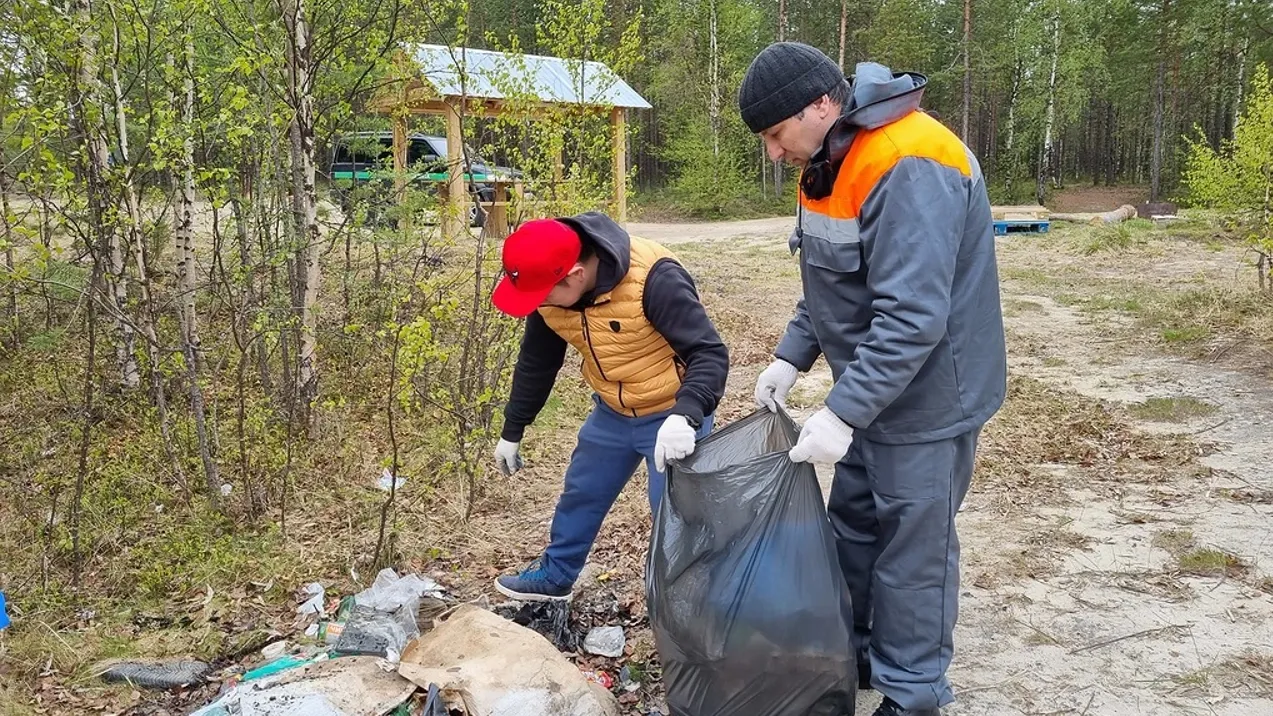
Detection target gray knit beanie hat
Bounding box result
[738,42,846,133]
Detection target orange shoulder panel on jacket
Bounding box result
[835,111,973,217]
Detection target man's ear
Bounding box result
[813,94,836,119]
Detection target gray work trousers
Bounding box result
[827,427,981,711]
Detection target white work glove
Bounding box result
[789,407,855,464]
[654,415,698,473]
[754,359,799,412]
[494,439,524,476]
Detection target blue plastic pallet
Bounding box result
[993,219,1050,236]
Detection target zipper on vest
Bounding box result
[580,311,608,382]
[580,310,636,415]
[617,382,636,416]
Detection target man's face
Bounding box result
[543,265,589,308]
[758,96,840,168]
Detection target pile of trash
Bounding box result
[98,568,626,716]
[89,412,853,716]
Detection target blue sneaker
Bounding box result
[494,558,573,601]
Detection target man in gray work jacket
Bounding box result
[737,42,1007,716]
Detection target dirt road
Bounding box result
[627,216,794,245]
[609,214,1273,715]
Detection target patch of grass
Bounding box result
[0,686,37,716]
[985,520,1096,582]
[785,383,826,410]
[697,295,785,367]
[1113,509,1160,525]
[1002,298,1046,316]
[1178,547,1249,578]
[1109,569,1195,602]
[1259,577,1273,595]
[1023,630,1060,647]
[999,266,1061,287]
[1166,211,1242,244]
[1127,396,1219,422]
[1000,241,1271,361]
[976,376,1201,509]
[1217,487,1273,504]
[1160,325,1211,343]
[1198,653,1273,697]
[1086,294,1146,312]
[1145,286,1273,350]
[1051,290,1146,314]
[993,544,1063,581]
[1174,667,1211,688]
[531,384,595,432]
[1041,356,1067,368]
[1051,528,1095,551]
[631,187,795,221]
[1153,529,1196,554]
[1081,224,1147,255]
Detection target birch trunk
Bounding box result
[173,30,218,504]
[283,0,321,412]
[709,0,720,159]
[1038,9,1060,204]
[773,0,787,193]
[838,0,848,71]
[104,1,185,485]
[106,3,149,392]
[174,36,200,364]
[2,172,15,349]
[1234,34,1248,134]
[1005,36,1021,199]
[961,0,972,142]
[75,0,136,389]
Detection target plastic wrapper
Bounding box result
[354,568,443,616]
[332,603,416,662]
[647,408,857,716]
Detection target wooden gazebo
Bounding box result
[370,44,652,237]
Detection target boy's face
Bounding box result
[542,264,589,308]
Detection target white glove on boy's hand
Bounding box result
[654,415,698,472]
[789,407,855,464]
[494,438,524,476]
[754,359,799,412]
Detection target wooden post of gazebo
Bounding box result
[392,114,407,198]
[373,45,652,236]
[443,98,465,240]
[611,107,627,224]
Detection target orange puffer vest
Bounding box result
[539,237,683,416]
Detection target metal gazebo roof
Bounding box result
[410,44,652,109]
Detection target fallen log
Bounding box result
[1049,204,1138,225]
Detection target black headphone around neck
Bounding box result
[799,116,857,201]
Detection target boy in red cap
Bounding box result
[490,211,729,601]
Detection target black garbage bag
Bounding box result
[647,408,856,716]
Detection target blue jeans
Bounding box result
[541,396,713,587]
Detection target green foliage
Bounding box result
[127,512,283,598]
[1183,63,1273,282]
[643,0,783,216]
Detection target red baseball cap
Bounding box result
[492,218,583,318]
